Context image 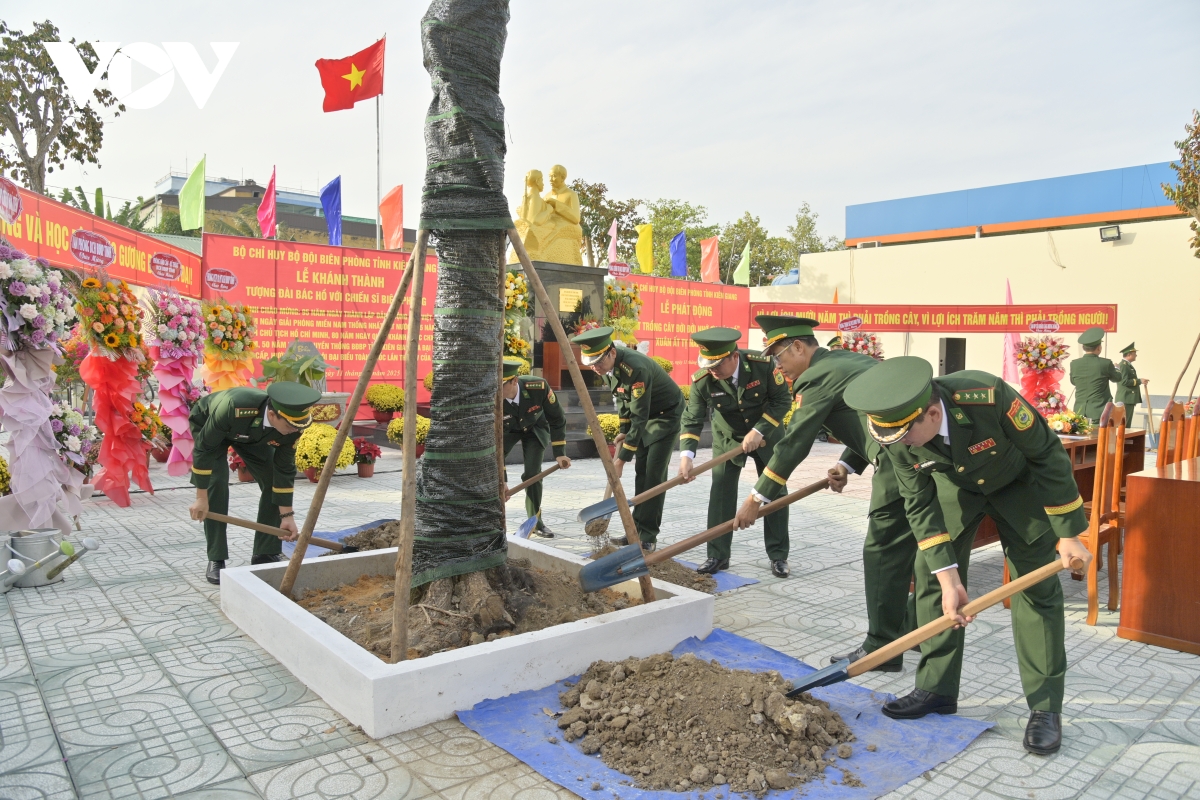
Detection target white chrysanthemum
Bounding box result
[0,262,11,279]
[65,435,81,451]
[19,303,38,320]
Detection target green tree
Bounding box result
[570,178,642,266]
[643,198,719,279]
[58,185,148,231]
[207,204,294,240]
[153,208,200,238]
[718,212,791,286]
[1163,109,1200,260]
[0,21,122,194]
[786,202,844,257]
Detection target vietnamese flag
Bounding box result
[315,38,385,112]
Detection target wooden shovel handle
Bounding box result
[631,447,742,506]
[645,477,830,566]
[204,512,344,553]
[508,464,561,497]
[847,555,1085,678]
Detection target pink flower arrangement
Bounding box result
[1032,387,1067,416]
[148,287,205,358]
[0,245,77,351]
[1015,336,1069,374]
[843,331,883,360]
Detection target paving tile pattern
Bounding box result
[0,441,1195,798]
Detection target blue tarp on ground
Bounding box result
[458,629,993,800]
[281,519,396,556]
[673,560,758,593]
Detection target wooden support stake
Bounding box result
[279,232,426,598]
[506,230,656,602]
[1170,330,1200,402]
[389,232,431,663]
[496,248,508,533]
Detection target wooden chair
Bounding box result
[1077,402,1125,625]
[1156,401,1188,468]
[1183,409,1200,461]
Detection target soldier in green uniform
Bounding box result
[1069,326,1120,424]
[500,358,571,536]
[573,327,684,551]
[677,327,791,575]
[1115,343,1146,424]
[732,316,918,668]
[844,356,1093,755]
[187,382,321,584]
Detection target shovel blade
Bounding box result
[514,517,538,539]
[577,496,620,524]
[578,544,648,592]
[785,659,851,697]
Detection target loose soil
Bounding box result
[591,545,717,595]
[339,520,402,551]
[296,558,639,662]
[557,653,861,795]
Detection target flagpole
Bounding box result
[376,95,382,250]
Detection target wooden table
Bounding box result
[974,430,1146,548]
[1117,457,1200,654]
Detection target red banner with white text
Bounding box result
[749,302,1117,333]
[631,275,750,382]
[200,233,437,401]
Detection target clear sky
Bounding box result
[7,0,1198,239]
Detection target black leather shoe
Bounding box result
[882,688,958,719]
[828,646,903,672]
[611,535,628,546]
[206,560,225,585]
[533,526,555,539]
[250,554,284,565]
[1023,711,1062,755]
[696,558,729,574]
[771,560,790,578]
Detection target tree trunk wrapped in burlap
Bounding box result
[412,0,513,587]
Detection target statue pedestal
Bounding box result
[522,260,605,386]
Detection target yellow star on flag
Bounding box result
[342,63,366,90]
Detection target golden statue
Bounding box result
[510,169,556,263]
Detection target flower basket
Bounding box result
[386,415,430,452]
[365,384,404,421]
[357,463,375,478]
[294,423,356,477]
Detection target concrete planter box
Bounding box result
[221,537,714,738]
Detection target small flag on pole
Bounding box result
[700,236,721,283]
[315,38,385,112]
[606,219,619,265]
[669,232,687,277]
[635,224,654,274]
[179,157,206,232]
[257,166,277,239]
[1003,279,1020,383]
[732,241,751,286]
[321,176,342,246]
[379,185,404,250]
[832,287,839,303]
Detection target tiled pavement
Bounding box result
[1,442,1197,799]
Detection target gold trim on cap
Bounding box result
[868,407,924,428]
[275,408,313,424]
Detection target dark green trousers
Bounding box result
[630,436,675,544]
[504,427,549,530]
[860,498,918,661]
[202,443,284,561]
[705,447,789,561]
[914,513,1066,711]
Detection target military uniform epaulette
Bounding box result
[746,352,771,363]
[522,379,546,391]
[692,369,709,383]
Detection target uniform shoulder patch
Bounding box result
[746,352,770,363]
[235,407,259,418]
[951,388,995,405]
[547,389,556,404]
[1007,398,1035,431]
[774,370,785,385]
[631,381,645,400]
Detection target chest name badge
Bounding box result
[711,391,727,397]
[235,408,259,418]
[1007,399,1035,431]
[967,438,997,455]
[913,460,936,470]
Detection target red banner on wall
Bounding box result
[200,233,437,400]
[631,276,750,382]
[0,185,201,296]
[749,302,1117,333]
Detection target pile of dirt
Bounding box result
[590,545,717,594]
[296,558,639,661]
[556,653,861,795]
[339,520,402,551]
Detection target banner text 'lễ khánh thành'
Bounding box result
[200,233,438,401]
[0,181,201,297]
[748,302,1117,333]
[628,275,751,383]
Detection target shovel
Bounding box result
[506,464,561,499]
[44,537,100,580]
[583,481,616,538]
[203,512,359,553]
[785,554,1086,697]
[580,477,830,592]
[578,447,744,525]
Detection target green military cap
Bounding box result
[502,357,525,380]
[1120,342,1136,355]
[267,381,321,429]
[755,315,819,352]
[827,334,843,348]
[843,356,935,445]
[1078,326,1105,347]
[572,326,614,365]
[692,326,742,368]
